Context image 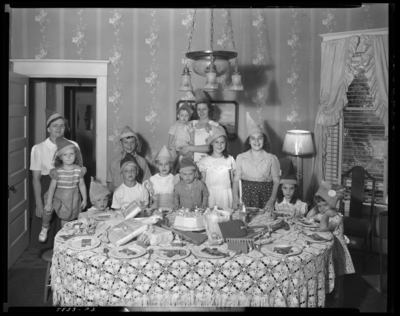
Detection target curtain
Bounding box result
[311,34,388,194]
[310,36,359,195]
[360,34,389,125]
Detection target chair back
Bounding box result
[342,166,376,221]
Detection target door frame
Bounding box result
[10,59,109,183]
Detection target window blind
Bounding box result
[341,69,387,205]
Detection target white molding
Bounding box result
[10,59,110,184]
[320,28,388,41]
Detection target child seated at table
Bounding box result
[111,156,149,211]
[273,172,308,219]
[173,157,209,209]
[79,177,111,219]
[144,145,180,209]
[312,180,355,307]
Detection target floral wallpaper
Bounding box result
[144,10,161,166]
[322,9,337,33]
[11,6,388,194]
[108,9,124,152]
[363,5,374,29]
[72,9,87,59]
[251,9,268,124]
[286,9,308,128]
[34,9,49,59]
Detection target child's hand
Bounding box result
[325,210,336,218]
[44,204,52,213]
[232,198,240,210]
[264,200,275,212]
[189,140,194,146]
[80,200,87,211]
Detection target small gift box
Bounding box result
[138,225,173,247]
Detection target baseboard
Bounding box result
[347,236,387,254]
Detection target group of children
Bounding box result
[39,89,354,307]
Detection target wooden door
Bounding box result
[8,71,29,270]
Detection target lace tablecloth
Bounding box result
[51,212,335,307]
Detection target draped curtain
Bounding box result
[311,34,388,193]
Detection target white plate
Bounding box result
[262,243,302,257]
[108,245,146,259]
[300,231,333,243]
[90,211,115,221]
[154,247,191,260]
[191,247,229,259]
[65,236,101,251]
[295,218,319,228]
[172,225,205,232]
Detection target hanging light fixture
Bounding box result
[181,9,243,91]
[179,9,196,92]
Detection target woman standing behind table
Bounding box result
[179,89,219,164]
[30,110,81,248]
[232,112,281,212]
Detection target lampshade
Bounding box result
[282,130,314,156]
[229,73,244,91]
[179,65,193,91]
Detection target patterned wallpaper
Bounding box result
[10,6,388,200]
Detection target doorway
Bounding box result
[64,84,97,208]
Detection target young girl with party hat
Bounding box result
[273,158,308,218]
[312,180,355,307]
[197,125,236,209]
[232,112,280,212]
[144,145,180,209]
[40,137,87,242]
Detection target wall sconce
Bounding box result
[179,9,243,92]
[282,130,314,189]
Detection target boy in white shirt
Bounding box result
[111,157,149,210]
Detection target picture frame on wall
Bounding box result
[176,100,238,140]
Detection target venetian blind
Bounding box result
[342,67,387,205]
[324,124,341,185]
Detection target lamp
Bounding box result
[282,130,314,188]
[180,9,243,92]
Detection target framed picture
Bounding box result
[176,100,238,140]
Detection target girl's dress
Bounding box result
[329,213,355,276]
[30,138,79,249]
[197,155,236,209]
[147,173,179,209]
[44,164,87,221]
[234,150,280,209]
[274,198,308,217]
[192,120,219,163]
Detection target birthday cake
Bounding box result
[173,207,205,231]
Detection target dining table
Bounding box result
[50,210,336,307]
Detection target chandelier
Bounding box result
[179,9,244,92]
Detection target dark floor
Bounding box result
[4,245,390,312]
